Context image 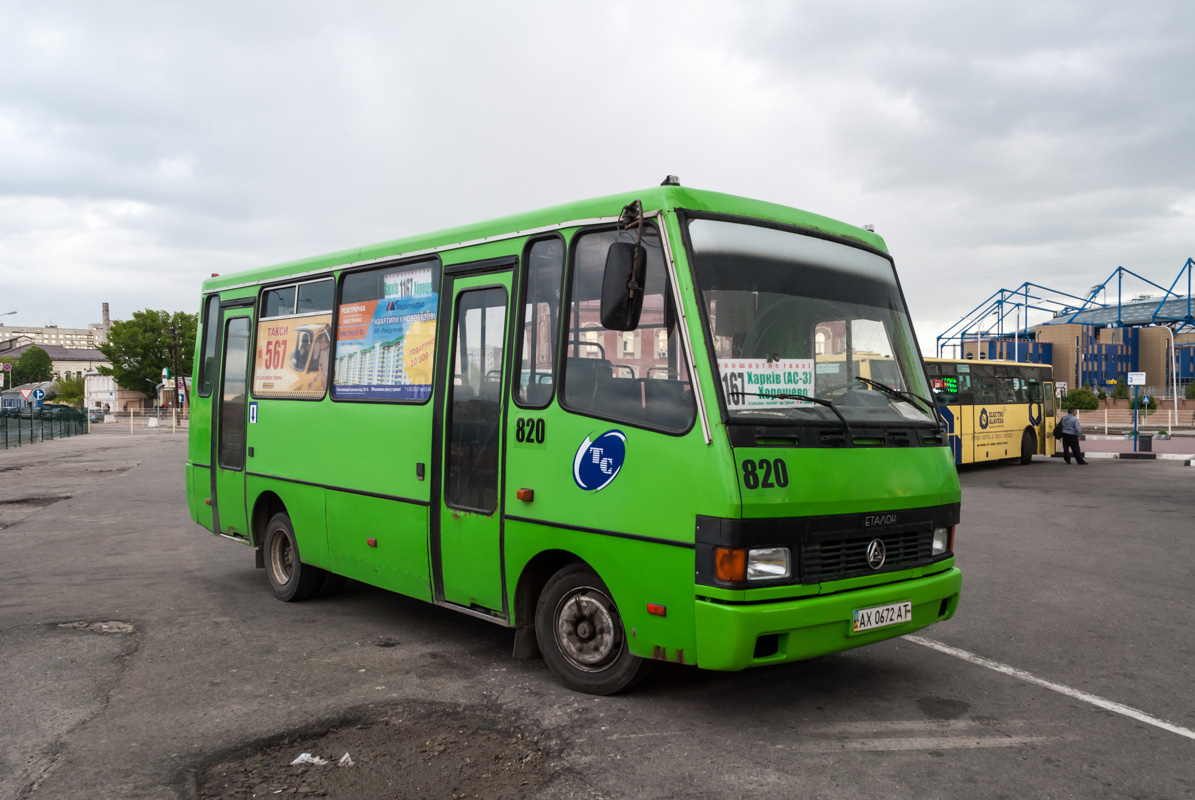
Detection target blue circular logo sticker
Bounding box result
[979,408,989,430]
[573,430,627,492]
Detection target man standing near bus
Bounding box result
[1058,408,1087,465]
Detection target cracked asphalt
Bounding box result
[1,430,1193,799]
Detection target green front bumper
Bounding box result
[694,567,962,671]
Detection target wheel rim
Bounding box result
[268,528,294,587]
[553,586,622,672]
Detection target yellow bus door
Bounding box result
[1043,382,1056,455]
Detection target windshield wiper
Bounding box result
[854,377,942,427]
[734,391,853,437]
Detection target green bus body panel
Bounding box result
[695,567,962,671]
[735,447,960,518]
[187,465,213,529]
[246,476,327,562]
[503,413,738,546]
[326,491,432,601]
[186,184,963,678]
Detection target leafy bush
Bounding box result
[1130,395,1157,410]
[1061,388,1100,410]
[1112,379,1129,400]
[1097,390,1107,401]
[1186,382,1195,400]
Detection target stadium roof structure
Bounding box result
[936,258,1194,357]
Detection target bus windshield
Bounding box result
[687,218,934,427]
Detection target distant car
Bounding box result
[88,409,104,423]
[0,406,18,418]
[38,404,72,420]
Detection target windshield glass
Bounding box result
[687,218,934,427]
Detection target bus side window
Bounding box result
[198,294,221,397]
[514,237,564,408]
[561,227,695,432]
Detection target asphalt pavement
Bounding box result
[1,432,1193,799]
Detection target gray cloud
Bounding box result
[0,0,1190,350]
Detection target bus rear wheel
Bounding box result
[1020,430,1036,465]
[263,512,326,602]
[535,563,652,695]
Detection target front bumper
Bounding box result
[694,567,962,671]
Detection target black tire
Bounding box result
[263,512,326,602]
[534,562,652,695]
[319,572,348,597]
[1020,430,1036,465]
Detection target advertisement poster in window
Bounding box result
[333,267,437,401]
[253,313,333,399]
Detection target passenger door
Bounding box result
[212,308,253,538]
[1043,381,1056,455]
[431,264,514,617]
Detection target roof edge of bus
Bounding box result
[201,185,887,293]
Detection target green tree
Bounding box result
[1111,379,1129,400]
[13,345,53,386]
[98,310,198,393]
[49,374,85,407]
[1061,387,1100,410]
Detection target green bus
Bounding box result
[186,180,961,694]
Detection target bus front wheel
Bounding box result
[1020,430,1036,465]
[264,512,326,602]
[535,563,652,695]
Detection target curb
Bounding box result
[1045,453,1194,466]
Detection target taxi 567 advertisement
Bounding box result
[253,314,333,399]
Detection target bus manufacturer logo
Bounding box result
[979,408,989,430]
[573,430,627,492]
[866,539,887,570]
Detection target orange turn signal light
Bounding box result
[647,603,667,617]
[714,547,747,582]
[367,538,377,548]
[516,488,534,502]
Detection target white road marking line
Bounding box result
[906,635,1195,742]
[808,719,1037,734]
[780,735,1052,753]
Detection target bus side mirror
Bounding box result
[600,242,647,331]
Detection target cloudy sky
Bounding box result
[1,1,1192,353]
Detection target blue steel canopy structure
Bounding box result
[936,258,1195,358]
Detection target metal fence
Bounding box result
[88,408,190,434]
[1,408,90,449]
[1073,407,1195,434]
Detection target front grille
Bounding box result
[800,528,933,583]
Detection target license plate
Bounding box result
[852,600,912,633]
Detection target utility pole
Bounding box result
[170,321,181,432]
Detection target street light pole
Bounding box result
[1165,326,1179,428]
[1,312,15,398]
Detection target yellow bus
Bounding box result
[925,358,1056,466]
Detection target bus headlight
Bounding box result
[932,527,951,555]
[747,547,791,581]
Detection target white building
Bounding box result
[84,371,151,412]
